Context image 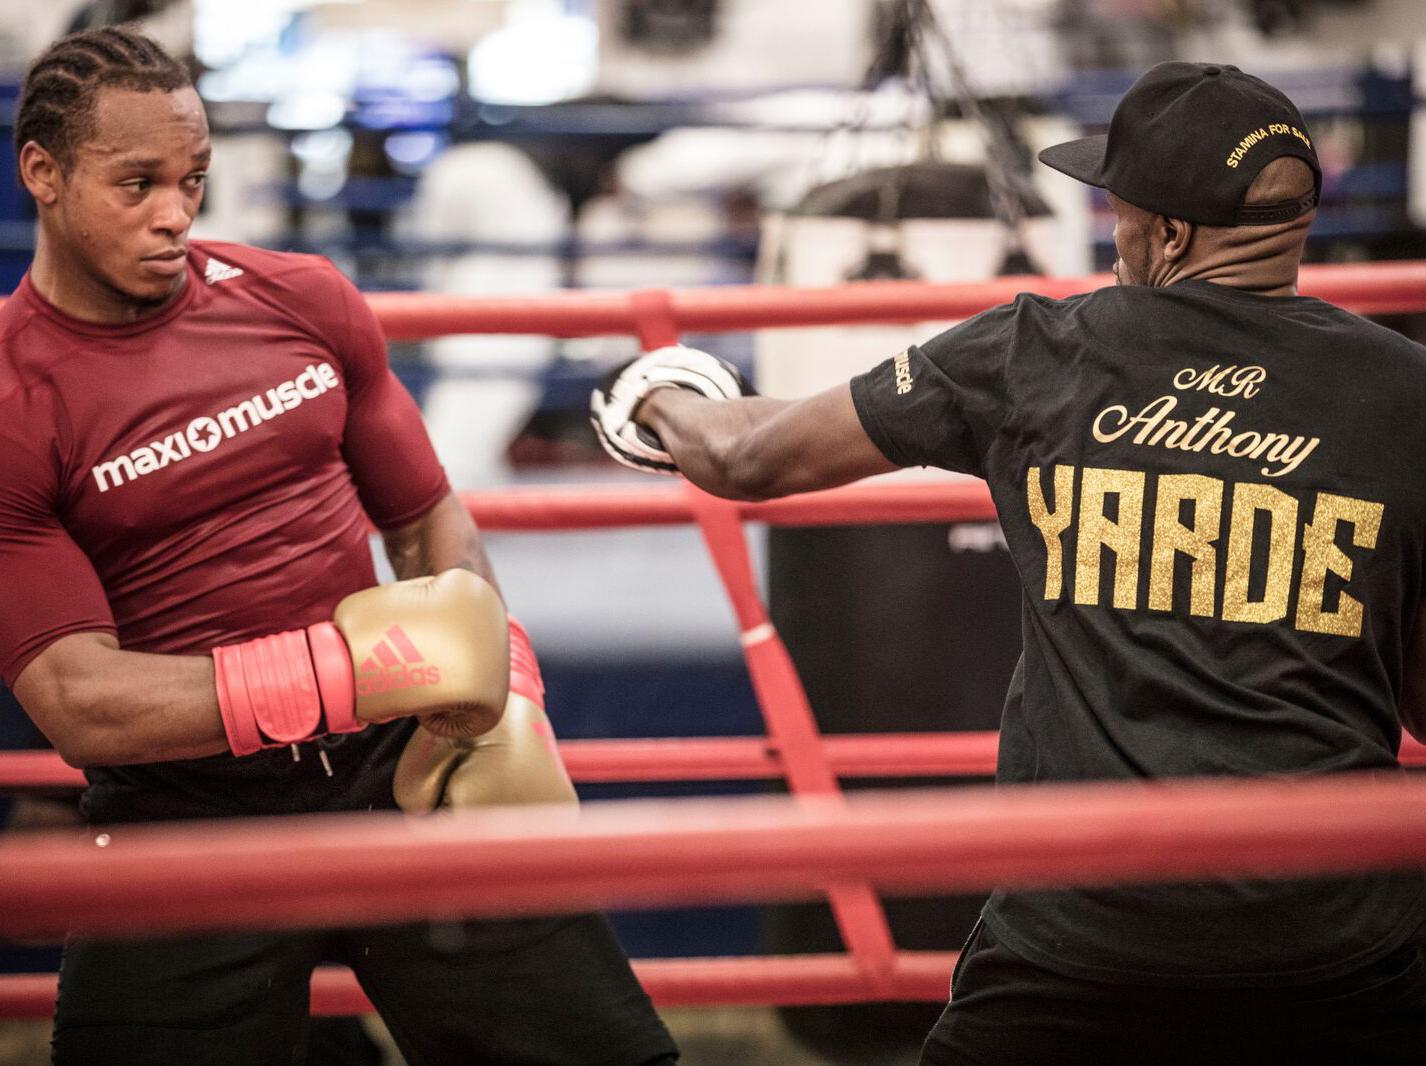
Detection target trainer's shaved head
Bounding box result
[1245,157,1317,204]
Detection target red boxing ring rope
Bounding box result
[5,266,1426,1018]
[366,261,1426,339]
[4,774,1426,1019]
[0,956,961,1019]
[6,726,1423,790]
[9,776,1426,937]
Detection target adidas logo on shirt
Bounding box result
[204,257,244,284]
[355,625,442,695]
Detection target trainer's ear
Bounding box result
[1159,215,1195,263]
[18,141,62,206]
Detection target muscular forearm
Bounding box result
[383,491,501,592]
[638,390,795,500]
[15,634,228,768]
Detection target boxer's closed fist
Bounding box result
[590,345,753,473]
[333,569,508,738]
[212,569,509,754]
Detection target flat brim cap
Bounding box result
[1038,134,1109,189]
[1033,63,1321,226]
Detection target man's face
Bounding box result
[50,86,210,313]
[1108,192,1153,287]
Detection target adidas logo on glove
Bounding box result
[355,625,442,695]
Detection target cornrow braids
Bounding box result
[15,26,192,169]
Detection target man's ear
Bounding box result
[18,141,63,206]
[1159,215,1195,263]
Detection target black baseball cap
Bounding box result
[1039,62,1321,226]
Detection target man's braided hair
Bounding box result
[16,26,191,170]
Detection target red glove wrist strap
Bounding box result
[214,625,362,756]
[306,622,359,734]
[507,616,544,707]
[212,642,264,756]
[213,629,325,755]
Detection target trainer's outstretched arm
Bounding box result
[637,383,898,501]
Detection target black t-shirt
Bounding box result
[850,279,1426,986]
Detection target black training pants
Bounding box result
[922,919,1426,1066]
[52,912,678,1066]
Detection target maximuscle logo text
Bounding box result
[91,363,341,493]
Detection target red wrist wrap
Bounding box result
[211,642,263,756]
[507,616,544,707]
[213,630,324,755]
[306,622,359,734]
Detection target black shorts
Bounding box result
[921,918,1426,1066]
[62,730,677,1064]
[52,913,678,1066]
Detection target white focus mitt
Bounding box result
[590,345,753,474]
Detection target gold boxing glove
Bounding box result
[394,616,576,814]
[335,569,508,738]
[393,692,578,813]
[212,569,508,755]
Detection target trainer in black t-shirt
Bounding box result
[850,279,1426,985]
[599,56,1426,1063]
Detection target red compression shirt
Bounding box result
[0,241,450,686]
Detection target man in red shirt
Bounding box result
[3,26,677,1066]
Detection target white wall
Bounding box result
[0,0,193,72]
[595,0,1064,99]
[1179,0,1426,72]
[0,0,86,70]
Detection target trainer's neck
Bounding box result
[1153,219,1311,297]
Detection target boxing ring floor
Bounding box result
[4,265,1426,1064]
